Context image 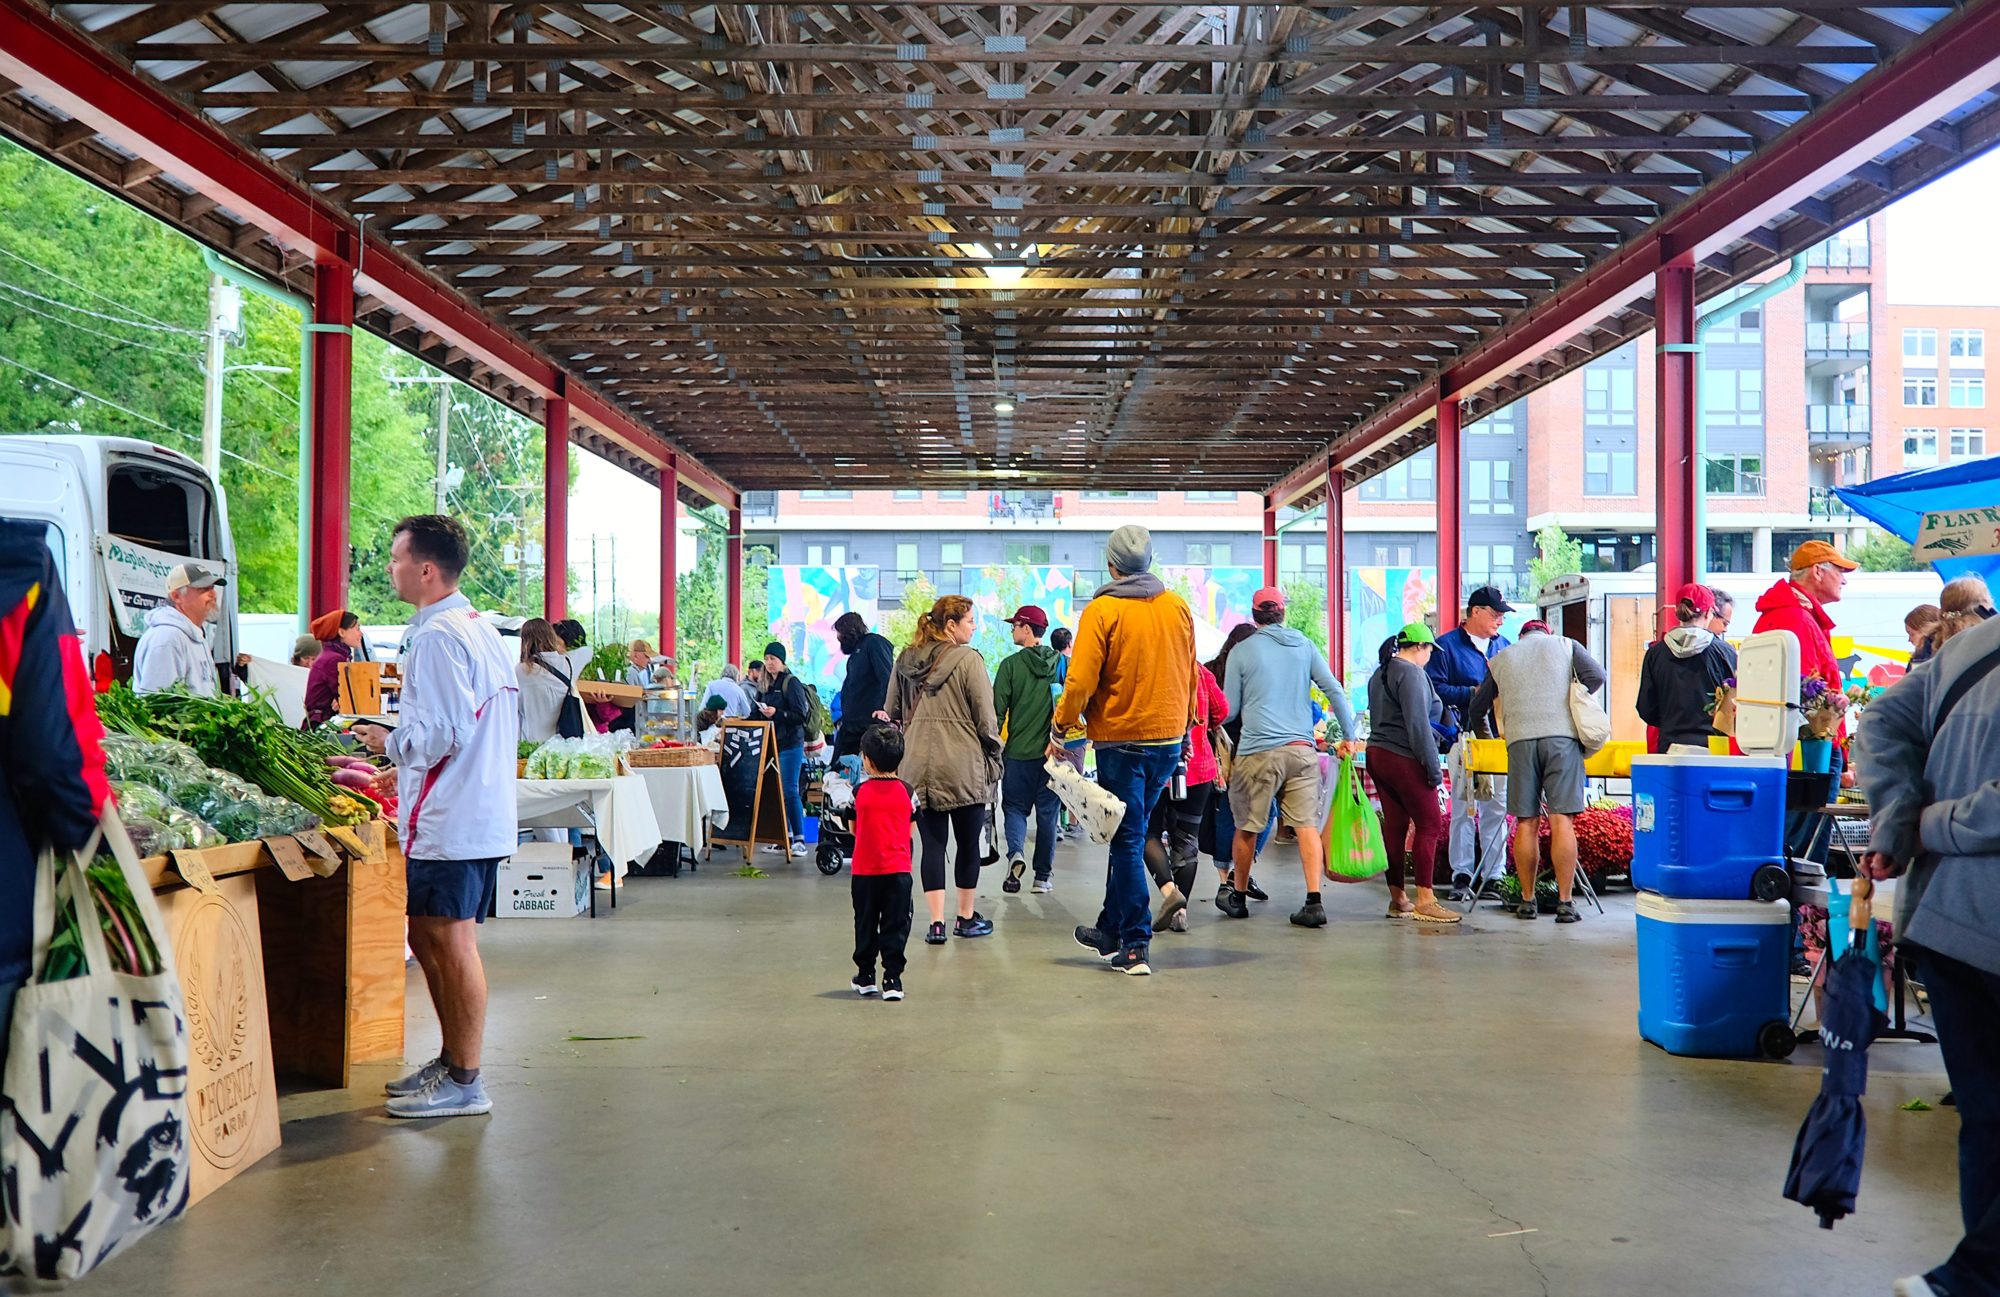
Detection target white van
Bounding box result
[0,435,240,680]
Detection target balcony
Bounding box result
[1809,486,1857,521]
[743,490,779,521]
[1807,404,1872,448]
[1806,238,1871,270]
[988,490,1059,523]
[1806,321,1871,355]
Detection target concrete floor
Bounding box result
[71,842,1964,1297]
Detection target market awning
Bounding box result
[1835,460,2000,582]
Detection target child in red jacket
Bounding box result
[850,725,915,1001]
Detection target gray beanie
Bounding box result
[1105,524,1155,575]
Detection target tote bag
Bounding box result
[1568,666,1611,756]
[1,809,190,1281]
[544,658,588,740]
[1324,756,1390,881]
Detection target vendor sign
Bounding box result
[101,537,222,638]
[1914,505,2000,563]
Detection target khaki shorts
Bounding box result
[1228,744,1320,834]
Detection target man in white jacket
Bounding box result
[132,563,226,695]
[355,515,519,1120]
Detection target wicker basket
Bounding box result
[625,746,717,769]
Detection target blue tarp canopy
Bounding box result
[1834,461,2000,583]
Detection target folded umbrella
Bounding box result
[1784,878,1889,1229]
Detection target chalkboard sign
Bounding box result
[710,720,792,862]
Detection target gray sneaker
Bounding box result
[385,1057,446,1097]
[386,1072,493,1119]
[1031,876,1053,894]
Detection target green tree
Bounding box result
[1850,530,1925,573]
[1528,524,1584,594]
[1282,577,1328,659]
[880,575,937,651]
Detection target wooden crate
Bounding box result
[625,746,716,769]
[578,679,645,705]
[337,660,400,716]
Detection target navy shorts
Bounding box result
[407,856,504,922]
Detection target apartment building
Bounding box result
[1885,301,1998,473]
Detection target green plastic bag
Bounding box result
[1325,756,1389,881]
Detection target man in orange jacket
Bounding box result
[1753,539,1856,863]
[1051,525,1197,977]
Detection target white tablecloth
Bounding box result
[625,762,728,849]
[516,776,665,876]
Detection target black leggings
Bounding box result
[1145,782,1212,897]
[918,804,985,893]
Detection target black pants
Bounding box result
[852,873,913,978]
[1916,946,2000,1296]
[1145,782,1212,896]
[917,803,985,893]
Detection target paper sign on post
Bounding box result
[262,835,314,882]
[1916,506,2000,563]
[170,849,220,895]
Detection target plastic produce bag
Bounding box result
[1044,757,1126,845]
[1324,756,1389,881]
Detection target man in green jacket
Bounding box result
[993,604,1062,894]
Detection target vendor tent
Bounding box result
[1834,462,2000,584]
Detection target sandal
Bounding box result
[1555,900,1582,924]
[1385,894,1415,919]
[1514,899,1540,921]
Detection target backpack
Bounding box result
[803,681,833,742]
[544,656,588,740]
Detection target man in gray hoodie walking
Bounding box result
[1219,586,1357,928]
[1860,611,2000,1297]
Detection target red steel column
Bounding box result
[659,458,678,659]
[1655,256,1700,633]
[1325,465,1345,678]
[1435,398,1463,634]
[1261,498,1279,588]
[725,506,744,668]
[307,259,352,616]
[543,391,569,621]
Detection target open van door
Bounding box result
[98,446,239,679]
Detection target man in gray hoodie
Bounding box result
[1860,611,2000,1297]
[1219,586,1357,928]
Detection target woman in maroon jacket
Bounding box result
[303,609,365,727]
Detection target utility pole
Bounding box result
[433,383,452,513]
[200,273,238,481]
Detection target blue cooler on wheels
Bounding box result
[1631,755,1790,900]
[1636,893,1796,1059]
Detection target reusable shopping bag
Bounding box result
[1568,666,1611,756]
[1044,757,1126,844]
[0,809,190,1282]
[1323,756,1389,881]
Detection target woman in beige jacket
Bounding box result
[880,594,1003,944]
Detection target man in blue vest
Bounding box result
[1427,586,1513,902]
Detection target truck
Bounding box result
[0,435,241,683]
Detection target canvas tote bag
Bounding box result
[1569,665,1612,757]
[1,808,191,1282]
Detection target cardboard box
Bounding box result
[578,679,645,705]
[497,843,587,918]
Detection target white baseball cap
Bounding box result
[165,562,227,593]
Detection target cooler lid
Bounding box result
[1733,629,1802,759]
[1637,892,1792,924]
[1630,754,1786,769]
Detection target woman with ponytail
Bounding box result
[303,609,364,727]
[879,595,1003,944]
[1636,583,1738,753]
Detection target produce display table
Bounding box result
[625,760,727,855]
[517,775,665,880]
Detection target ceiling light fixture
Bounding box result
[993,398,1017,414]
[985,262,1027,286]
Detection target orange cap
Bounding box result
[1789,540,1858,572]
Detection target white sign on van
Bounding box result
[100,537,215,638]
[1916,506,2000,563]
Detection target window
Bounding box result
[895,542,919,575]
[800,489,853,500]
[1003,542,1051,565]
[1184,491,1239,502]
[1279,545,1303,575]
[1584,366,1637,420]
[938,490,967,500]
[1209,542,1232,567]
[1702,284,1764,343]
[1951,377,1986,408]
[805,545,822,566]
[1368,544,1416,566]
[1186,542,1234,566]
[1584,451,1637,496]
[893,489,924,500]
[1951,429,1986,458]
[1905,377,1940,407]
[1904,328,1939,362]
[1703,367,1764,417]
[939,542,964,567]
[1704,455,1765,496]
[1905,429,1940,467]
[1467,544,1519,591]
[1469,460,1514,515]
[1081,490,1158,501]
[1578,533,1654,574]
[1951,329,1986,366]
[1357,449,1436,501]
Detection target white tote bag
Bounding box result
[1569,668,1611,757]
[1044,758,1127,844]
[1,810,190,1282]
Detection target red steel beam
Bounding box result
[1435,399,1464,635]
[1264,0,2000,506]
[544,395,570,621]
[725,507,744,669]
[1655,258,1700,634]
[1325,465,1345,680]
[0,0,736,508]
[1261,500,1279,588]
[308,260,353,616]
[660,458,679,659]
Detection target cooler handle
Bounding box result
[1703,781,1759,810]
[1708,939,1761,968]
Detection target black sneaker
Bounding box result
[1290,901,1328,928]
[954,913,994,938]
[1447,873,1473,904]
[1003,857,1026,893]
[1245,876,1270,902]
[1217,888,1250,919]
[1111,945,1152,976]
[1215,880,1232,906]
[1073,925,1119,959]
[1555,900,1582,925]
[1478,878,1508,901]
[851,973,878,996]
[924,921,948,945]
[882,977,905,1002]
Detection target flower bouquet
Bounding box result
[1798,677,1848,740]
[1706,677,1738,737]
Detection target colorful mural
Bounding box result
[1347,567,1439,701]
[969,566,1079,663]
[765,566,880,696]
[1160,566,1263,632]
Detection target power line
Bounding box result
[0,283,207,359]
[0,245,207,336]
[0,268,207,339]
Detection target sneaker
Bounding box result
[1074,925,1119,959]
[1168,909,1189,933]
[882,977,905,1002]
[1155,882,1188,929]
[1290,901,1328,929]
[1031,876,1053,894]
[1245,876,1269,902]
[1111,945,1152,976]
[385,1056,446,1097]
[954,912,993,938]
[1215,880,1232,906]
[1003,856,1026,893]
[1446,873,1473,904]
[1555,900,1582,925]
[1478,878,1508,901]
[385,1072,492,1119]
[1515,900,1540,921]
[790,839,807,858]
[1217,888,1250,919]
[924,921,948,945]
[1893,1278,1944,1297]
[852,973,879,996]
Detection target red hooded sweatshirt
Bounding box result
[1751,577,1844,738]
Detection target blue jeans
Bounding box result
[778,743,807,843]
[1093,743,1181,949]
[1002,757,1061,879]
[1209,785,1277,867]
[1916,947,2000,1297]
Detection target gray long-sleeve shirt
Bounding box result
[1221,623,1356,757]
[1860,611,2000,973]
[1366,656,1443,785]
[1465,631,1607,743]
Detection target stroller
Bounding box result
[814,754,862,875]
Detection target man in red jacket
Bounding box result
[1753,539,1857,864]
